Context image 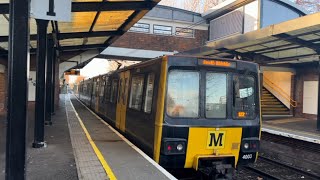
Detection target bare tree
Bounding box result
[159,0,176,7]
[203,0,221,12]
[184,0,201,12]
[295,0,320,13]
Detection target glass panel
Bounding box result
[110,79,118,103]
[129,76,144,110]
[129,23,150,33]
[233,75,256,119]
[175,27,194,38]
[118,79,123,103]
[105,78,111,101]
[0,14,9,36]
[59,12,96,33]
[144,73,155,113]
[154,25,172,35]
[92,82,96,96]
[206,73,227,118]
[167,70,199,118]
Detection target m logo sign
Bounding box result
[207,131,226,149]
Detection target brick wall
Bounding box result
[0,72,6,113]
[294,63,318,120]
[111,30,208,52]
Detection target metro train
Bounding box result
[77,55,261,179]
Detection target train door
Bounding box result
[116,70,130,132]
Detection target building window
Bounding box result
[129,23,150,33]
[144,73,155,113]
[129,75,144,110]
[153,25,172,35]
[175,27,194,38]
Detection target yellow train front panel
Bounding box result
[185,127,242,169]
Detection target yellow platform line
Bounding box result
[69,97,117,180]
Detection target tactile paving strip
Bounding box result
[65,95,109,180]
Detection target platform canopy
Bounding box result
[0,0,160,56]
[180,12,320,65]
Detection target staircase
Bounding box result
[261,87,291,117]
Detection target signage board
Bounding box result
[198,59,236,68]
[31,0,72,22]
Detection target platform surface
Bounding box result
[0,97,78,180]
[68,94,175,180]
[262,118,320,144]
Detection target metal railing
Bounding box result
[263,77,297,107]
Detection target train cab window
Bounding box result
[129,75,144,110]
[110,79,118,103]
[144,73,155,113]
[233,75,256,119]
[166,70,199,118]
[206,73,227,118]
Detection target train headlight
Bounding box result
[242,138,260,153]
[162,138,187,155]
[177,144,184,151]
[244,143,249,149]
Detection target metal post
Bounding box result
[33,19,49,148]
[6,0,29,179]
[45,36,53,125]
[317,57,320,131]
[51,49,57,114]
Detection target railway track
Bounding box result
[243,155,320,180]
[261,132,320,154]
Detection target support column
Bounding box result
[33,19,49,148]
[51,49,57,114]
[6,0,29,179]
[45,36,54,125]
[317,57,320,131]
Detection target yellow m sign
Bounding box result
[207,131,226,149]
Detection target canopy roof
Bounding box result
[0,0,160,56]
[181,12,320,65]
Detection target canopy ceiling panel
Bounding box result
[93,11,134,31]
[181,12,320,65]
[0,0,160,56]
[58,12,96,33]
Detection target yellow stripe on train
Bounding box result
[185,127,242,169]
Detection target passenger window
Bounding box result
[105,78,111,102]
[129,75,144,110]
[99,81,105,97]
[206,73,227,118]
[110,79,118,103]
[118,80,123,103]
[144,73,155,113]
[92,82,96,96]
[166,70,199,118]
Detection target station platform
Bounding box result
[262,117,320,144]
[0,94,176,180]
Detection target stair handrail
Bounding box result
[263,76,297,107]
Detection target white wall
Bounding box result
[28,71,36,101]
[263,71,292,108]
[243,0,259,33]
[303,81,318,115]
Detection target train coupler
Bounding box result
[198,162,233,180]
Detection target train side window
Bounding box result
[110,79,118,103]
[144,73,155,113]
[166,70,199,118]
[129,75,144,110]
[118,79,123,103]
[206,73,227,118]
[92,81,96,96]
[99,80,105,97]
[105,78,111,102]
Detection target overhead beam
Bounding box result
[59,44,107,51]
[0,1,156,14]
[273,33,320,53]
[0,30,124,42]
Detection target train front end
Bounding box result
[154,56,261,179]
